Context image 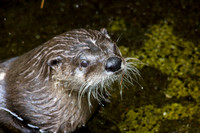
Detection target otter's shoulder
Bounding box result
[0,57,18,107]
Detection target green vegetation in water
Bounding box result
[118,22,200,132]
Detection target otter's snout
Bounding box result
[105,57,122,72]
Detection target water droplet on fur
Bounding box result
[39,129,46,133]
[82,124,85,127]
[53,98,57,102]
[75,4,79,8]
[99,102,105,107]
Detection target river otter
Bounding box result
[0,29,138,133]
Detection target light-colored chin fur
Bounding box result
[52,57,141,109]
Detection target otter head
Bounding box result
[45,28,139,106]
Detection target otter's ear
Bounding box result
[100,28,110,39]
[47,56,62,70]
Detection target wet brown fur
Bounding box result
[0,29,128,133]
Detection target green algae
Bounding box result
[118,22,200,133]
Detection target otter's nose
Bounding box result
[105,57,122,72]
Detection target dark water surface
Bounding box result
[1,0,200,133]
[1,0,199,60]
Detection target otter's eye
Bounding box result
[80,60,89,67]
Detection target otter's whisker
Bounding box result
[123,69,143,90]
[118,76,124,99]
[122,70,132,81]
[122,75,135,86]
[120,73,124,86]
[87,87,92,107]
[100,79,105,96]
[78,82,89,108]
[105,86,111,97]
[125,65,140,80]
[95,86,101,102]
[116,33,123,43]
[125,57,141,62]
[126,63,140,74]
